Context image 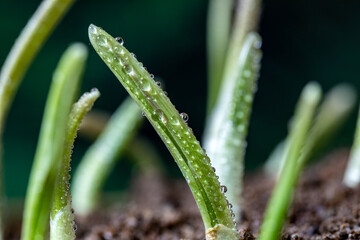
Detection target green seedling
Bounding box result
[0,0,76,236]
[265,84,356,177]
[88,24,239,239]
[0,0,76,132]
[344,105,360,187]
[72,97,143,215]
[204,0,262,222]
[203,32,261,222]
[258,82,322,240]
[21,43,87,240]
[51,89,100,240]
[206,0,233,112]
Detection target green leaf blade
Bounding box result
[71,96,143,215]
[258,82,322,240]
[204,32,262,222]
[88,24,236,233]
[21,43,88,240]
[50,88,100,240]
[0,0,76,133]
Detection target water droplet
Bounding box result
[149,74,154,79]
[115,37,124,45]
[212,167,216,172]
[142,111,146,116]
[180,113,189,122]
[220,185,227,193]
[231,212,235,218]
[163,91,168,96]
[130,53,137,59]
[124,64,133,74]
[160,112,168,124]
[71,208,75,214]
[141,80,151,92]
[227,202,233,209]
[73,224,78,231]
[156,81,161,87]
[169,116,180,125]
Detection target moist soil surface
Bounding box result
[6,149,360,239]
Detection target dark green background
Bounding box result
[1,0,359,198]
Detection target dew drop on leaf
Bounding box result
[130,53,137,59]
[123,64,133,74]
[180,113,189,122]
[220,185,227,193]
[115,37,124,45]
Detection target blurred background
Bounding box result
[1,0,360,198]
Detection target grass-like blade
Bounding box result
[21,43,87,240]
[50,89,100,240]
[265,84,356,177]
[0,0,76,134]
[344,105,360,187]
[88,24,238,238]
[0,1,76,236]
[258,82,322,240]
[71,97,143,215]
[203,32,262,222]
[221,0,262,96]
[206,0,233,113]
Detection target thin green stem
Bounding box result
[258,82,322,240]
[50,89,100,240]
[203,32,262,222]
[265,84,356,177]
[0,1,76,236]
[21,43,87,240]
[206,0,233,113]
[344,105,360,187]
[71,97,143,215]
[88,24,237,238]
[221,0,261,93]
[0,0,76,135]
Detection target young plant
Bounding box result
[0,0,76,235]
[88,24,239,239]
[71,97,143,215]
[203,32,262,222]
[50,89,100,240]
[0,0,76,133]
[21,43,87,240]
[343,105,360,187]
[258,82,322,240]
[206,0,233,112]
[265,84,356,177]
[204,0,262,222]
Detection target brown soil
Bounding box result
[6,149,360,239]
